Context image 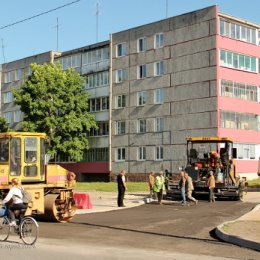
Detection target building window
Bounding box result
[58,54,81,70]
[116,121,126,135]
[88,97,109,112]
[3,69,23,83]
[155,146,163,160]
[138,119,146,133]
[116,147,126,161]
[138,147,146,161]
[102,97,109,110]
[4,71,14,83]
[220,49,257,73]
[137,91,147,106]
[81,47,109,74]
[88,121,109,136]
[220,79,258,101]
[154,61,164,76]
[154,33,164,49]
[3,112,12,124]
[115,95,126,108]
[137,37,147,52]
[116,43,127,57]
[220,19,257,45]
[83,148,109,162]
[220,111,259,131]
[14,110,21,123]
[154,88,164,104]
[233,143,256,159]
[82,47,109,65]
[3,92,13,104]
[137,64,147,79]
[155,117,164,132]
[116,69,127,83]
[85,71,109,89]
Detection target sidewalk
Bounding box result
[215,192,260,251]
[76,191,260,251]
[76,191,146,214]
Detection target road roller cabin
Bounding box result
[0,132,76,222]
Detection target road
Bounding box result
[2,199,260,260]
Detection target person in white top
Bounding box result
[2,178,27,226]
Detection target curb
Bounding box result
[215,204,260,252]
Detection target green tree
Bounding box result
[0,117,10,132]
[14,63,97,161]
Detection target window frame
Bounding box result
[116,147,126,161]
[155,146,163,160]
[137,37,147,52]
[154,61,164,76]
[154,33,164,49]
[138,119,147,133]
[115,94,126,109]
[155,117,164,132]
[116,42,127,57]
[137,91,147,106]
[137,64,147,79]
[116,121,126,135]
[154,88,164,104]
[138,146,146,161]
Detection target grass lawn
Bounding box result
[247,177,260,188]
[74,176,260,192]
[74,182,148,192]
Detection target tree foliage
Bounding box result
[14,63,96,161]
[0,117,10,132]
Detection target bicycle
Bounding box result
[0,206,39,245]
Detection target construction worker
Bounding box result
[207,171,216,203]
[184,172,198,205]
[179,171,186,205]
[153,171,165,204]
[238,176,247,201]
[148,171,156,199]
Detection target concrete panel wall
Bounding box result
[111,6,218,175]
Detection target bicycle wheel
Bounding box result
[0,217,11,241]
[20,217,39,245]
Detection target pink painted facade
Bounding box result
[216,8,260,175]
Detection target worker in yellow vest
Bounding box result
[153,171,165,204]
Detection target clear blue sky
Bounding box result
[0,0,259,63]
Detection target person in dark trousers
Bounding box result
[117,170,127,207]
[179,171,187,205]
[207,171,216,203]
[2,178,27,226]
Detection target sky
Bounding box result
[0,0,259,64]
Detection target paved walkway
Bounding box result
[215,192,260,251]
[76,191,260,252]
[76,191,146,214]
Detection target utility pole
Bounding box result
[54,17,60,51]
[1,38,6,63]
[166,0,168,18]
[96,1,100,42]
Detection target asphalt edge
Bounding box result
[215,204,260,252]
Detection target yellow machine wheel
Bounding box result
[39,193,76,222]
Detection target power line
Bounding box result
[0,0,81,30]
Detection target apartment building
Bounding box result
[1,5,259,180]
[0,43,110,181]
[110,5,260,179]
[54,41,110,181]
[0,51,61,129]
